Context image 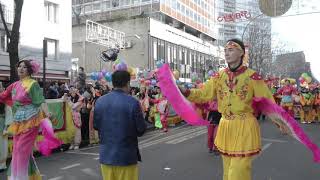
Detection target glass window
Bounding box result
[0,32,7,52]
[120,0,130,6]
[167,45,171,63]
[181,5,185,15]
[46,39,58,60]
[93,3,101,11]
[177,2,180,11]
[84,4,92,13]
[171,0,177,9]
[159,40,165,60]
[101,1,111,10]
[76,0,84,4]
[142,0,150,2]
[44,1,59,23]
[190,11,193,19]
[84,0,92,3]
[153,41,157,60]
[186,9,189,17]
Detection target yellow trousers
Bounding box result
[100,164,138,180]
[222,155,253,180]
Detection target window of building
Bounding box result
[76,0,84,4]
[44,1,59,23]
[153,41,157,60]
[177,2,180,11]
[190,11,193,19]
[181,5,185,15]
[159,40,165,60]
[120,0,130,6]
[84,4,92,13]
[186,9,189,17]
[101,1,111,10]
[84,0,92,3]
[92,2,101,11]
[171,0,177,9]
[167,46,171,63]
[46,39,59,60]
[0,31,7,52]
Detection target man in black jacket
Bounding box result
[94,70,146,180]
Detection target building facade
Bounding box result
[0,0,72,82]
[215,0,271,46]
[72,0,224,81]
[273,51,312,81]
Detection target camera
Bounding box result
[101,48,120,62]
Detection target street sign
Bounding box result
[86,20,125,48]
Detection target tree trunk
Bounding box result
[8,49,19,82]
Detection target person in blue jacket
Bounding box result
[94,70,146,180]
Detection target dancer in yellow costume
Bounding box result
[181,39,279,180]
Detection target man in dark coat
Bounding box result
[94,70,146,180]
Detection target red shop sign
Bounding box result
[217,11,251,22]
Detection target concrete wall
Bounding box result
[72,16,149,73]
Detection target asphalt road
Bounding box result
[1,120,320,180]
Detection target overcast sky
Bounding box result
[272,0,320,81]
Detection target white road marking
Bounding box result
[76,145,99,151]
[60,163,81,170]
[165,129,207,144]
[48,176,63,180]
[262,137,287,143]
[140,124,189,141]
[81,168,99,177]
[262,143,272,151]
[94,157,100,160]
[139,133,164,144]
[140,127,205,149]
[65,151,99,156]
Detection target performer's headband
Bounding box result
[225,41,244,52]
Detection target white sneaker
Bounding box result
[69,145,74,150]
[74,146,79,150]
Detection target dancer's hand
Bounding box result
[46,112,53,120]
[279,123,290,135]
[271,119,289,135]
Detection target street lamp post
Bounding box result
[241,13,264,41]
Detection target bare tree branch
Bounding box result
[0,3,11,39]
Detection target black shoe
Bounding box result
[0,168,6,173]
[208,149,213,153]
